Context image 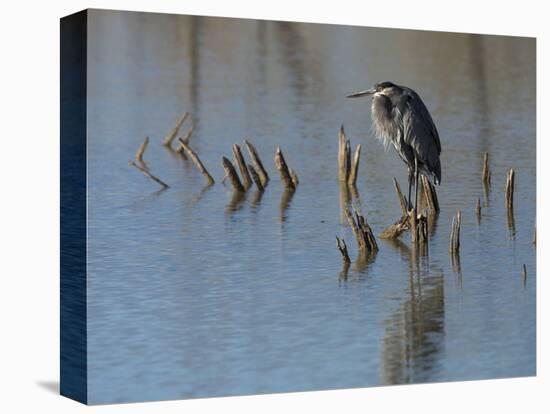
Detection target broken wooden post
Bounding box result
[222,156,245,192]
[338,125,349,182]
[232,144,252,190]
[505,168,515,210]
[274,146,296,191]
[379,178,410,239]
[135,136,149,165]
[420,175,440,212]
[245,140,269,187]
[348,144,361,187]
[289,168,299,188]
[394,177,408,217]
[175,121,195,158]
[248,163,264,192]
[482,151,491,184]
[163,111,189,147]
[449,210,462,254]
[380,215,410,239]
[336,236,351,264]
[129,161,169,189]
[178,138,215,184]
[411,210,428,244]
[344,208,378,254]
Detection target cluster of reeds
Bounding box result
[128,110,298,200]
[338,125,361,187]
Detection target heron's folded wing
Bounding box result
[401,94,441,179]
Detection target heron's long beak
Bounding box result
[346,87,376,98]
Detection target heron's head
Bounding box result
[347,81,398,99]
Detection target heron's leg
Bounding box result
[407,168,413,211]
[414,157,419,212]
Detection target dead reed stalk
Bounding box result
[129,161,169,189]
[178,138,215,184]
[522,264,527,286]
[475,198,481,223]
[222,156,245,192]
[163,111,189,147]
[274,146,296,191]
[175,122,195,158]
[449,210,462,254]
[245,140,269,187]
[379,178,411,239]
[248,163,264,192]
[135,136,149,165]
[338,125,349,182]
[348,144,361,187]
[505,168,515,210]
[232,144,252,190]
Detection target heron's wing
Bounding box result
[399,92,442,183]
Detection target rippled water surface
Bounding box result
[85,10,536,404]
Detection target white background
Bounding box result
[0,0,547,412]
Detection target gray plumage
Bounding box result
[348,81,442,210]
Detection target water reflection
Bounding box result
[250,189,265,211]
[507,208,516,238]
[225,190,246,214]
[191,182,214,206]
[279,188,296,222]
[381,242,445,384]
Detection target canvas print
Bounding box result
[60,9,536,405]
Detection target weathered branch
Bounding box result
[222,156,245,192]
[449,210,462,254]
[274,146,296,190]
[163,111,189,147]
[176,121,195,158]
[338,125,349,182]
[505,168,515,210]
[245,140,269,187]
[410,209,428,244]
[420,175,440,212]
[135,136,149,165]
[379,215,410,239]
[129,161,169,189]
[344,208,378,254]
[178,138,215,184]
[248,163,264,192]
[348,144,361,186]
[393,177,408,217]
[232,144,252,190]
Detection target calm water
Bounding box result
[85,10,536,404]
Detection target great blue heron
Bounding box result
[347,81,441,211]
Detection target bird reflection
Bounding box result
[380,238,445,385]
